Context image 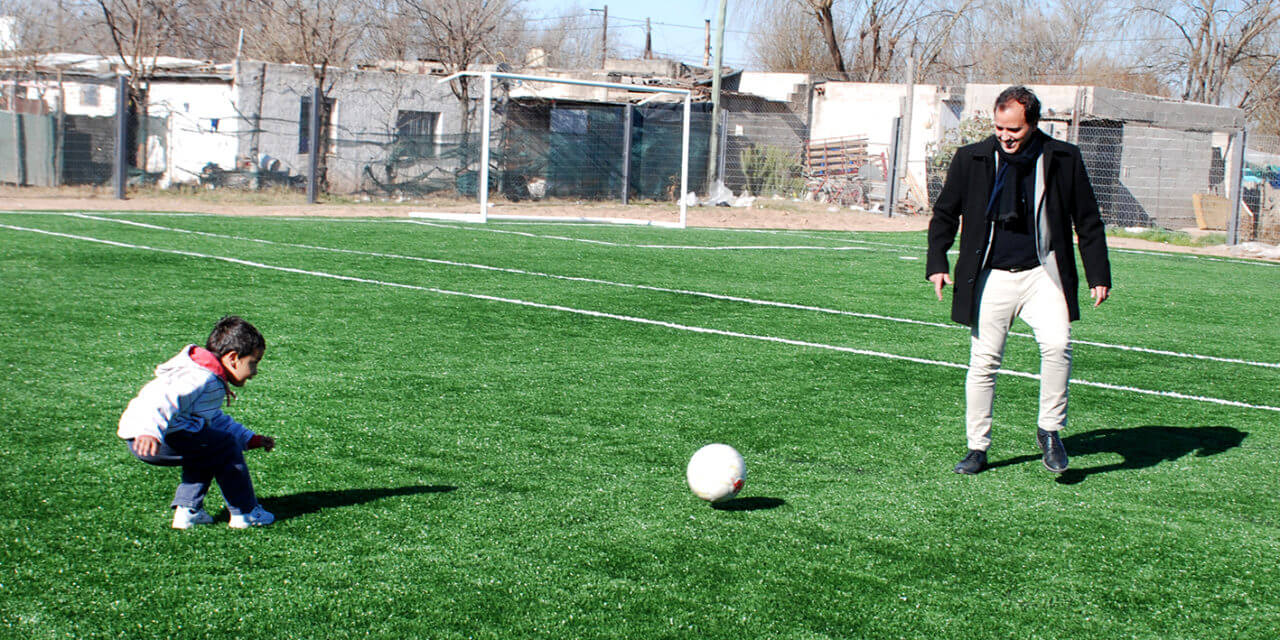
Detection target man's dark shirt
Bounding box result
[987,157,1039,270]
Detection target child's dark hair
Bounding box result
[206,316,265,358]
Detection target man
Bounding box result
[926,86,1111,475]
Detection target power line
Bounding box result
[534,9,1202,47]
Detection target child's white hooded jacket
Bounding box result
[117,345,255,448]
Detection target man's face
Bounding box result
[993,101,1033,153]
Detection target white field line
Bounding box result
[1109,246,1280,267]
[404,219,876,251]
[458,216,1280,263]
[13,210,1273,267]
[5,222,1278,414]
[486,222,932,252]
[67,213,1280,370]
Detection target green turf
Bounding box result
[1,211,1277,639]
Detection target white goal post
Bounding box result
[410,71,693,228]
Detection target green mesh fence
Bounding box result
[358,101,711,203]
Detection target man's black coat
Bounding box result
[926,135,1112,326]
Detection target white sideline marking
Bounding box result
[5,222,1278,414]
[474,219,1280,266]
[9,210,1272,266]
[65,213,1280,370]
[1110,246,1280,267]
[404,219,875,251]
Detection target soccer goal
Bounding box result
[409,71,695,229]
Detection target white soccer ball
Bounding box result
[686,443,746,502]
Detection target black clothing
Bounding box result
[926,135,1111,325]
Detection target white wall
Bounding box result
[147,81,238,186]
[58,79,117,117]
[810,82,945,192]
[737,72,809,102]
[0,16,17,51]
[960,84,1086,123]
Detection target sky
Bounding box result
[524,0,754,69]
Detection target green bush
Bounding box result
[740,144,805,198]
[926,115,994,181]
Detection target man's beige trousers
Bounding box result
[965,266,1072,451]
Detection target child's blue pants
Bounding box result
[127,427,258,515]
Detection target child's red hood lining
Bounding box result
[188,346,227,381]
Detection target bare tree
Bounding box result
[529,4,610,69]
[93,0,174,79]
[936,0,1121,85]
[749,0,977,81]
[1134,0,1280,105]
[749,8,839,72]
[806,0,849,73]
[88,0,187,172]
[237,0,367,87]
[395,0,524,137]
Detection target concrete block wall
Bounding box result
[1118,125,1213,229]
[235,61,461,194]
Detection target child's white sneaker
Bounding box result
[172,507,214,530]
[229,505,275,529]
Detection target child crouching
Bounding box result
[118,316,276,529]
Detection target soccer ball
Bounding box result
[686,443,746,503]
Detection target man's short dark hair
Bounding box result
[995,85,1041,126]
[206,315,265,358]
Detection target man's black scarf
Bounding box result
[986,130,1045,224]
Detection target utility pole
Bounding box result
[704,20,711,66]
[896,55,915,216]
[705,0,728,192]
[644,18,653,59]
[601,5,608,68]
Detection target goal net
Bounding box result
[409,71,698,228]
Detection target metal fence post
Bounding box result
[114,75,129,199]
[717,109,728,185]
[11,81,25,187]
[621,103,633,204]
[1227,128,1246,245]
[885,116,902,217]
[55,70,64,186]
[307,85,320,204]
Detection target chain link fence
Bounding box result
[1240,132,1280,244]
[1,63,1272,245]
[1076,120,1234,231]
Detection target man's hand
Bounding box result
[132,435,160,457]
[928,272,953,301]
[1091,285,1110,308]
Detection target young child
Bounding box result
[118,315,276,529]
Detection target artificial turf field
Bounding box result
[0,210,1277,639]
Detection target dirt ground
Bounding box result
[1,186,1273,261]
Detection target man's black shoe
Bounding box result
[1037,428,1069,473]
[953,449,987,475]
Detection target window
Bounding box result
[395,110,440,158]
[396,110,438,139]
[299,94,335,154]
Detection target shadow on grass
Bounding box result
[985,425,1247,485]
[711,497,786,511]
[254,485,458,521]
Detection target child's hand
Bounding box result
[132,435,160,457]
[247,435,276,452]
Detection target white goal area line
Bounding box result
[5,222,1277,414]
[63,213,1280,370]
